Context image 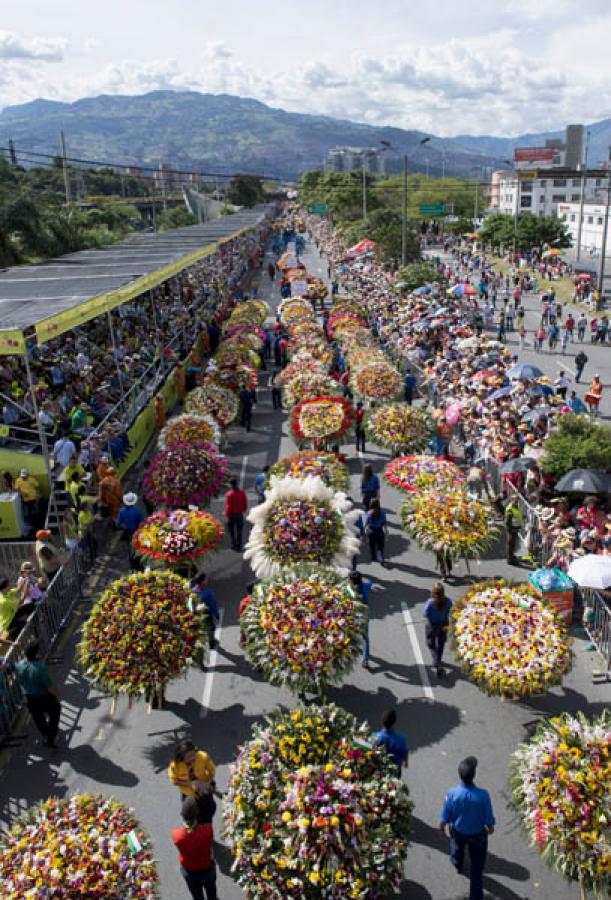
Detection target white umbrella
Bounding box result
[567,555,611,589]
[457,337,480,350]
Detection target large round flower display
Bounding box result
[366,404,430,453]
[143,442,226,507]
[267,450,350,493]
[384,455,464,493]
[224,705,412,899]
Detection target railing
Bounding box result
[582,588,611,680]
[0,537,96,744]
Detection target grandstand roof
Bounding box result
[0,207,268,342]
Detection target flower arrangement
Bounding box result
[384,455,464,493]
[290,396,352,444]
[277,357,327,385]
[215,343,260,370]
[451,580,571,697]
[242,571,367,692]
[292,342,334,367]
[208,364,258,393]
[184,383,239,426]
[227,299,269,328]
[244,475,360,578]
[79,571,203,698]
[283,373,343,408]
[143,442,227,507]
[0,794,158,899]
[133,509,224,564]
[367,404,431,453]
[224,322,265,344]
[159,413,221,450]
[400,488,497,562]
[279,297,316,326]
[510,712,610,893]
[224,704,412,899]
[306,277,327,300]
[267,451,350,492]
[352,363,402,403]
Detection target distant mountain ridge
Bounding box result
[0,90,504,179]
[1,90,609,179]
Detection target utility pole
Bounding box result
[597,173,611,295]
[441,149,446,179]
[59,131,71,204]
[8,139,17,166]
[474,178,480,222]
[362,162,367,222]
[402,154,408,267]
[576,130,590,261]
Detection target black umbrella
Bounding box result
[521,406,550,424]
[500,457,539,475]
[555,468,611,494]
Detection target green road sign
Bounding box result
[419,204,447,215]
[307,203,327,215]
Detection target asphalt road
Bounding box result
[0,240,606,900]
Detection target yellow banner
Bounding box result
[34,241,220,344]
[0,330,26,356]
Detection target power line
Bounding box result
[0,145,283,182]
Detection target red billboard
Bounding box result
[514,147,554,163]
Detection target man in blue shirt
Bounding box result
[374,709,408,777]
[440,756,495,900]
[116,493,144,569]
[192,573,220,662]
[349,571,372,669]
[567,390,586,415]
[254,466,269,504]
[403,370,417,405]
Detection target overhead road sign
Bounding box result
[307,203,327,215]
[419,204,447,215]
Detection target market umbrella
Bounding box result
[445,401,464,424]
[486,385,513,402]
[500,457,538,475]
[567,555,611,589]
[507,363,544,380]
[471,369,497,382]
[413,285,431,295]
[521,406,551,423]
[448,284,465,297]
[555,468,611,494]
[463,284,477,296]
[395,281,409,290]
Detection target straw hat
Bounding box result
[123,492,138,506]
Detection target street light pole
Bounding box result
[362,162,367,223]
[597,173,611,294]
[402,154,408,267]
[576,130,590,262]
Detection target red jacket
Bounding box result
[172,823,213,871]
[224,488,248,517]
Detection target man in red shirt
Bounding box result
[172,796,217,900]
[224,477,248,551]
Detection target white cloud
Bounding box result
[0,30,66,61]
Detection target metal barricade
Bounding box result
[0,537,95,744]
[582,588,611,680]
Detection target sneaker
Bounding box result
[362,659,370,670]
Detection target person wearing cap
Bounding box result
[116,493,144,568]
[14,469,40,529]
[440,756,495,900]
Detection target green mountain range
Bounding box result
[0,90,504,180]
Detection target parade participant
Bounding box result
[14,468,40,528]
[96,454,112,483]
[584,373,603,416]
[574,349,588,383]
[354,400,366,452]
[254,466,269,503]
[423,582,452,678]
[154,395,166,432]
[365,499,388,565]
[374,709,409,777]
[115,492,144,568]
[224,477,248,551]
[349,571,373,669]
[35,529,67,579]
[98,467,123,520]
[171,796,218,900]
[192,573,220,652]
[360,464,380,510]
[440,757,495,900]
[15,641,61,749]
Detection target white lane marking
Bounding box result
[401,602,434,701]
[239,455,248,488]
[557,362,576,376]
[200,612,223,718]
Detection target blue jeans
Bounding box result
[450,829,487,900]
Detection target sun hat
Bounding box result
[19,469,28,477]
[20,561,34,572]
[123,492,138,506]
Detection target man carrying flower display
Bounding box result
[374,709,409,777]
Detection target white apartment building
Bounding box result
[557,200,610,255]
[496,169,610,219]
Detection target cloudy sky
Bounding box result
[1,0,611,136]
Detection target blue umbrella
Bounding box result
[506,363,544,380]
[414,285,432,295]
[432,306,449,316]
[487,385,513,402]
[448,284,465,297]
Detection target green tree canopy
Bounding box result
[478,212,572,253]
[157,206,197,231]
[227,175,264,208]
[396,260,442,291]
[541,415,611,480]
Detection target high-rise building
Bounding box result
[324,146,386,175]
[565,124,584,169]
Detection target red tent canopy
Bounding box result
[347,238,378,256]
